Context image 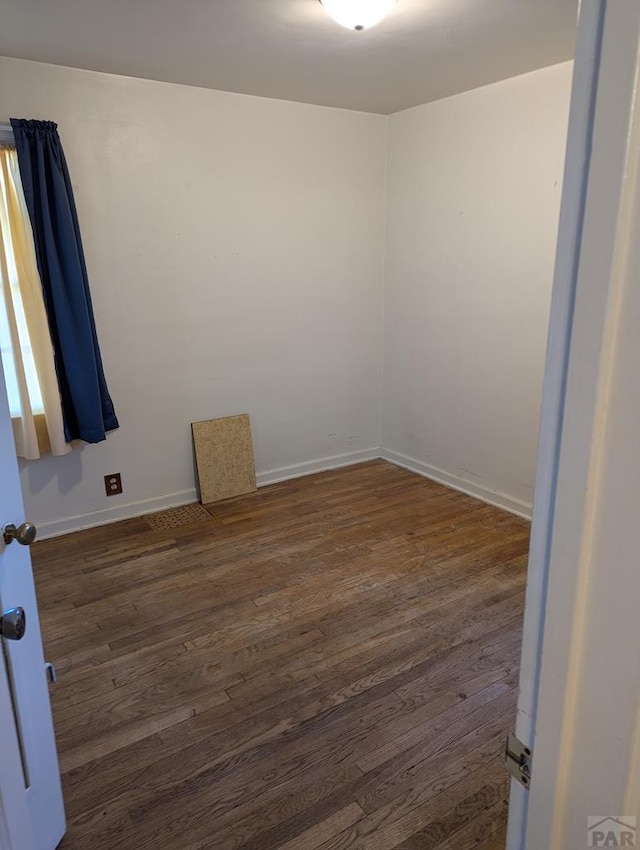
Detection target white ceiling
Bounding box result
[0,0,578,114]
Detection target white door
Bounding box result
[508,0,640,847]
[0,354,65,844]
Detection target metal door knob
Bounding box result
[3,522,37,546]
[0,607,26,641]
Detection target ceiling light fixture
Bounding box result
[320,0,396,31]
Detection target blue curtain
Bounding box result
[10,119,119,443]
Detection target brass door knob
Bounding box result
[3,522,37,546]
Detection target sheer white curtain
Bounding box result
[0,146,69,459]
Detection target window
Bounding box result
[0,146,45,415]
[0,145,67,459]
[0,238,44,418]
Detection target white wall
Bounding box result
[0,57,387,535]
[382,62,573,516]
[0,58,573,534]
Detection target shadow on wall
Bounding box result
[19,446,85,498]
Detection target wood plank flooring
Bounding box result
[32,460,530,850]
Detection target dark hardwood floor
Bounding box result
[33,460,530,850]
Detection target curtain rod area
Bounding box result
[0,122,15,146]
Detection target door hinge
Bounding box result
[505,734,532,788]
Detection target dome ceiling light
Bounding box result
[319,0,397,31]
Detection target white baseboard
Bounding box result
[380,448,532,520]
[256,447,382,487]
[36,448,382,540]
[36,488,200,540]
[36,446,530,540]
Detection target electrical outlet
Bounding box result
[104,473,123,497]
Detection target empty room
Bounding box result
[0,0,582,848]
